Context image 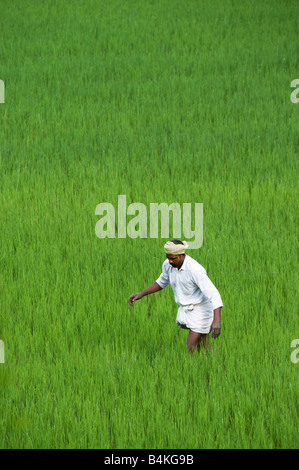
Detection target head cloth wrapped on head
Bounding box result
[164,240,189,255]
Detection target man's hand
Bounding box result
[210,320,221,339]
[210,307,222,338]
[127,282,163,306]
[127,292,143,306]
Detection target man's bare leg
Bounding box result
[186,330,202,353]
[187,330,212,353]
[200,333,213,351]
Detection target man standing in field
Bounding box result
[127,240,223,353]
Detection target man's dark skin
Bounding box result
[128,253,221,353]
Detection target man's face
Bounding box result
[166,254,184,269]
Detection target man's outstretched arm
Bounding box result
[127,282,162,306]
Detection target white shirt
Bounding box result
[155,254,223,311]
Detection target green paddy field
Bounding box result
[0,0,298,449]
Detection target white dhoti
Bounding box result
[176,298,214,334]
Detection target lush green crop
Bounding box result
[0,0,298,449]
